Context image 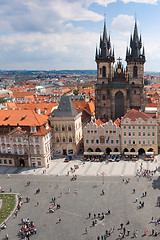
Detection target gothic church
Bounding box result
[95,19,146,121]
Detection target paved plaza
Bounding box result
[0,159,160,240]
[0,157,160,177]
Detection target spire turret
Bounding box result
[95,18,114,62]
[126,18,145,63]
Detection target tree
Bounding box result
[73,89,78,95]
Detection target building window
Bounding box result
[63,137,65,143]
[133,132,135,136]
[128,126,131,130]
[68,149,73,154]
[138,140,141,144]
[96,139,99,144]
[91,140,94,144]
[128,132,131,136]
[102,95,105,100]
[36,148,40,154]
[138,126,141,129]
[128,140,131,144]
[7,147,11,153]
[35,136,39,143]
[124,132,126,136]
[69,137,72,143]
[148,132,150,136]
[87,131,90,133]
[14,148,17,154]
[13,137,16,142]
[152,132,155,136]
[6,137,9,142]
[143,126,145,130]
[56,137,59,143]
[38,161,41,166]
[148,126,150,129]
[9,160,12,164]
[30,148,34,154]
[133,65,137,77]
[23,137,26,142]
[111,140,114,144]
[143,132,145,136]
[19,148,23,155]
[0,159,2,163]
[1,136,4,142]
[124,140,126,144]
[138,132,141,136]
[152,126,155,130]
[152,140,155,144]
[2,147,6,153]
[4,159,7,164]
[18,137,21,142]
[133,140,135,144]
[116,140,119,144]
[55,126,58,131]
[62,125,65,131]
[123,126,126,129]
[68,126,71,131]
[132,126,135,129]
[147,139,150,145]
[102,66,106,78]
[143,140,145,145]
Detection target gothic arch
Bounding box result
[130,148,135,152]
[133,65,137,77]
[123,148,128,153]
[115,91,124,119]
[106,148,112,155]
[138,148,145,155]
[114,148,119,152]
[102,66,106,78]
[95,148,101,152]
[87,148,93,152]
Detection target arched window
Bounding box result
[63,137,65,143]
[62,125,65,131]
[133,66,137,77]
[102,66,106,78]
[69,137,72,142]
[56,137,59,143]
[55,126,58,131]
[68,125,71,131]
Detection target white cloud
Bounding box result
[94,0,117,6]
[111,14,135,35]
[122,0,158,4]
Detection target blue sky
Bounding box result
[0,0,160,71]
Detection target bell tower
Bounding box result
[95,18,115,120]
[126,19,146,110]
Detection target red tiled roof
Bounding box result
[95,119,103,126]
[114,118,121,127]
[0,110,48,126]
[123,109,151,121]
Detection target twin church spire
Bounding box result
[96,17,145,63]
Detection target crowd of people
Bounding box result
[19,218,36,239]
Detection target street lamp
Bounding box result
[101,172,105,185]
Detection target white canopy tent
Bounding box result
[146,152,154,156]
[124,152,138,156]
[84,152,105,156]
[110,152,121,155]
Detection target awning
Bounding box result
[146,152,154,156]
[110,152,121,155]
[124,152,138,156]
[84,152,105,156]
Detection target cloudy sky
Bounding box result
[0,0,160,71]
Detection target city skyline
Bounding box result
[0,0,160,71]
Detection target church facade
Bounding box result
[95,19,146,121]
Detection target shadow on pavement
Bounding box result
[152,176,160,190]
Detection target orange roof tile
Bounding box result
[12,91,36,98]
[114,118,121,127]
[123,109,152,122]
[0,110,48,126]
[95,119,103,126]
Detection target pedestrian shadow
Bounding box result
[152,176,160,190]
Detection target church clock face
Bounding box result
[117,68,121,73]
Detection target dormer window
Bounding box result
[31,126,37,133]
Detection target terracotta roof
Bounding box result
[0,110,48,126]
[7,102,18,109]
[122,109,151,122]
[114,118,121,127]
[95,119,103,126]
[72,101,94,115]
[12,91,36,98]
